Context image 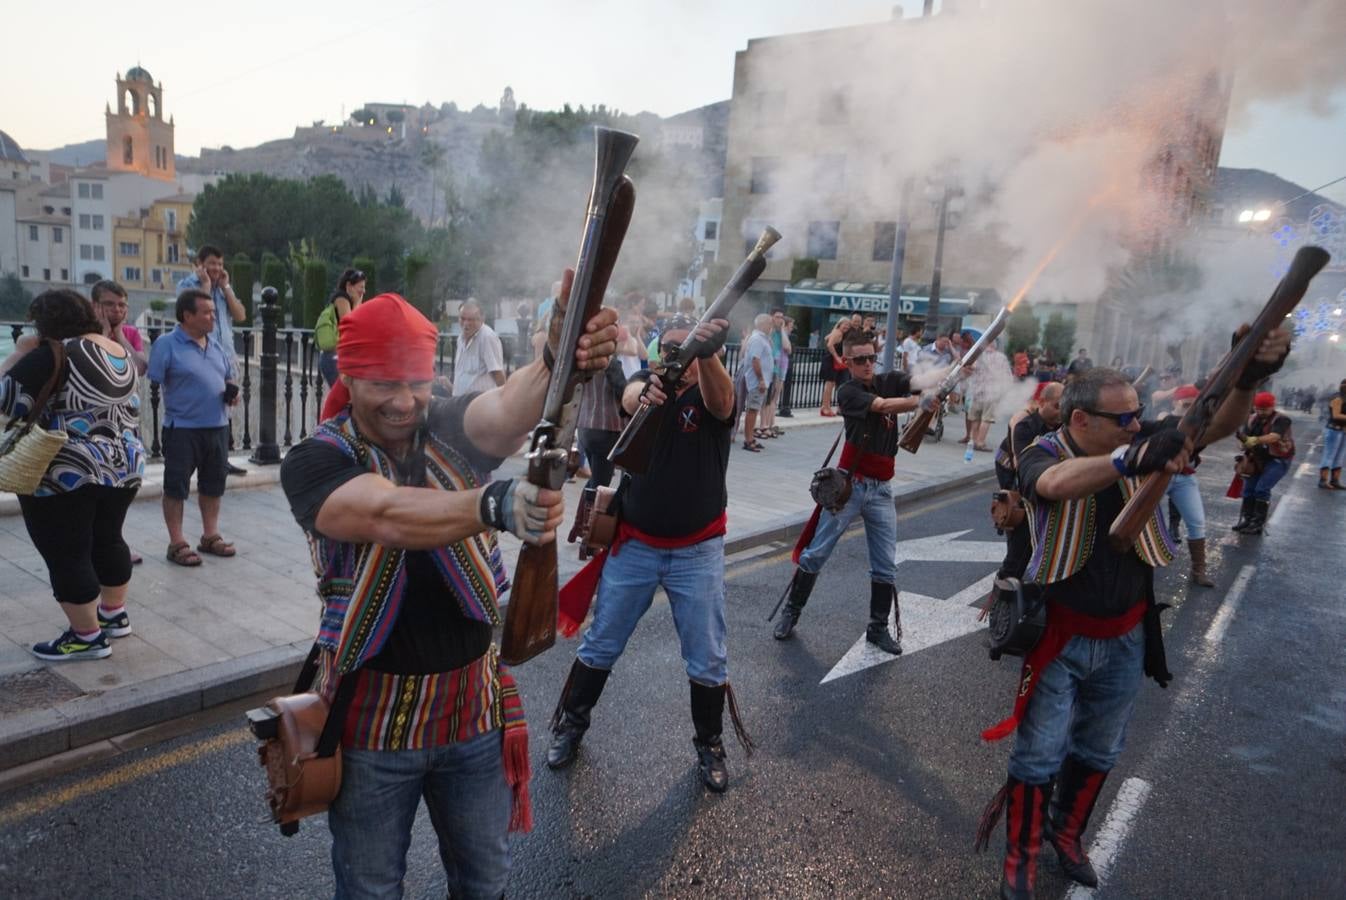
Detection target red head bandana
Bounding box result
[1253,391,1276,409]
[320,293,440,420]
[1173,384,1200,402]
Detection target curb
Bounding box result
[0,460,994,773]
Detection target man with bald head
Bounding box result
[546,314,750,794]
[453,299,506,395]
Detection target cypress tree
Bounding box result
[303,259,328,328]
[260,253,288,323]
[231,253,255,326]
[404,255,432,320]
[352,255,376,296]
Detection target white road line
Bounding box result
[1266,495,1294,529]
[1204,564,1256,645]
[1064,777,1153,900]
[1295,461,1313,479]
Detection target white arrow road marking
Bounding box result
[893,530,1005,564]
[821,571,998,683]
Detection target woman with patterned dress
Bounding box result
[0,290,145,661]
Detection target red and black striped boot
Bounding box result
[976,776,1052,900]
[1044,756,1108,887]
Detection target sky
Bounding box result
[3,0,1344,201]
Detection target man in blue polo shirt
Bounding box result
[178,243,248,475]
[148,289,240,566]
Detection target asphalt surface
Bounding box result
[0,429,1343,900]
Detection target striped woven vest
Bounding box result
[306,411,509,674]
[1023,429,1175,585]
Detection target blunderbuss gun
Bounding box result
[500,126,639,665]
[608,226,782,474]
[1131,365,1152,387]
[1108,244,1330,552]
[897,304,1012,454]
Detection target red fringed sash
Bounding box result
[557,512,728,637]
[981,600,1147,742]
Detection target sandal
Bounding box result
[742,441,764,452]
[167,542,202,567]
[197,534,237,558]
[755,428,774,439]
[820,408,837,417]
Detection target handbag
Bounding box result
[990,490,1026,532]
[0,339,70,495]
[247,644,357,836]
[810,425,865,513]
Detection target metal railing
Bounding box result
[3,297,829,459]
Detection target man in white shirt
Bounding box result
[452,300,507,396]
[899,326,923,373]
[739,314,775,451]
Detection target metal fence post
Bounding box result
[250,287,281,464]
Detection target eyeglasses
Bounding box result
[1085,406,1144,427]
[352,270,365,281]
[848,354,877,365]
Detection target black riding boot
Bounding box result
[1045,756,1109,887]
[975,776,1053,900]
[1231,495,1255,532]
[1241,498,1270,536]
[689,681,730,793]
[865,581,902,655]
[546,659,610,769]
[773,569,817,640]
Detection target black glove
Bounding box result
[1233,328,1289,390]
[1119,427,1186,475]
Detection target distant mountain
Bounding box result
[29,139,105,167]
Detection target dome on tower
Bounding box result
[0,130,29,164]
[125,65,154,83]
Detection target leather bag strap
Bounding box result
[292,640,360,759]
[8,339,68,435]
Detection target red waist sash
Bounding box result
[981,599,1147,742]
[557,511,728,637]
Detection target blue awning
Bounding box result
[783,280,999,317]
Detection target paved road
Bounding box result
[1,436,1343,899]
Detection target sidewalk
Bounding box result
[0,408,995,769]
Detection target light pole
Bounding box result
[881,178,914,372]
[923,174,964,337]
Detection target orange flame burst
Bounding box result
[1006,186,1118,312]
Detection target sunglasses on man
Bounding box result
[1085,406,1145,428]
[847,354,877,365]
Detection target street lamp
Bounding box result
[923,172,965,335]
[1238,208,1273,224]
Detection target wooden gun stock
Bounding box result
[607,400,671,476]
[1108,244,1330,552]
[898,404,938,454]
[500,541,559,665]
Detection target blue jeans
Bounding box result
[578,535,727,685]
[797,475,897,584]
[1164,472,1205,540]
[328,730,510,900]
[1321,428,1345,470]
[1008,623,1145,784]
[1245,457,1290,501]
[319,350,339,388]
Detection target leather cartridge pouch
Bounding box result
[990,489,1026,532]
[247,645,356,836]
[809,426,862,513]
[582,481,623,555]
[987,577,1046,661]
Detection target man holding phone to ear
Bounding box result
[147,288,240,567]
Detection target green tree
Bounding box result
[1006,301,1041,355]
[261,253,288,323]
[230,253,255,326]
[352,256,376,295]
[1041,310,1077,363]
[0,273,33,319]
[386,185,406,209]
[791,258,820,282]
[386,109,405,125]
[404,255,432,320]
[303,259,328,328]
[352,108,376,126]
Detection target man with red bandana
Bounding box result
[1232,391,1295,535]
[976,323,1290,900]
[279,283,616,899]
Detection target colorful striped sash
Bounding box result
[1023,429,1174,585]
[307,412,509,674]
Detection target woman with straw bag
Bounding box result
[0,290,145,661]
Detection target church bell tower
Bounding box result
[105,66,175,181]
